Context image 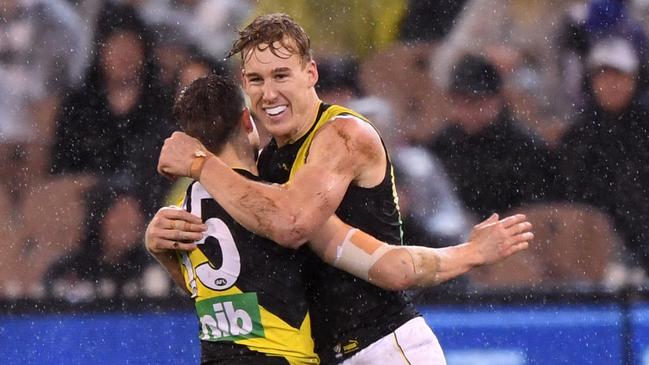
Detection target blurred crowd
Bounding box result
[0,0,647,301]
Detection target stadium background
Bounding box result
[2,0,649,364]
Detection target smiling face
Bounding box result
[241,41,320,145]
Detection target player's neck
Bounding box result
[279,97,322,147]
[217,142,259,175]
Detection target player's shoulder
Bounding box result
[314,111,383,153]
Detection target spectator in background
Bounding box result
[0,0,85,143]
[133,0,250,59]
[50,3,173,216]
[0,0,91,299]
[558,0,649,114]
[317,57,473,252]
[175,48,228,98]
[349,96,471,251]
[428,55,557,220]
[583,0,647,61]
[316,57,363,107]
[45,183,158,301]
[148,24,229,120]
[559,37,649,270]
[433,0,581,142]
[164,48,229,207]
[0,0,85,203]
[148,22,193,113]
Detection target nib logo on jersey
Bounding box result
[196,293,265,341]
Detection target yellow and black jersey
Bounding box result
[257,103,419,364]
[178,170,318,365]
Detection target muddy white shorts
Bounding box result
[339,317,446,365]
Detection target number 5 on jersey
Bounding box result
[180,205,242,296]
[194,216,241,290]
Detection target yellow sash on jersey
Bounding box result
[288,104,402,231]
[177,244,318,365]
[289,104,369,180]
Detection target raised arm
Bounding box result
[157,118,385,248]
[308,213,533,291]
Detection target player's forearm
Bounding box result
[326,214,532,290]
[365,245,481,290]
[405,244,483,288]
[199,157,318,247]
[318,221,487,290]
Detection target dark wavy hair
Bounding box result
[82,3,159,93]
[173,74,245,153]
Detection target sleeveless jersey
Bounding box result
[178,170,318,365]
[257,104,419,364]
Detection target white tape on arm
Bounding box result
[333,228,391,282]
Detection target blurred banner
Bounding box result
[4,302,649,364]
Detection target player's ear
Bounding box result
[306,60,318,87]
[242,107,260,156]
[241,108,254,133]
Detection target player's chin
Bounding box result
[264,120,294,139]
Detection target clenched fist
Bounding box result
[157,131,207,179]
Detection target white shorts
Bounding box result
[339,317,446,365]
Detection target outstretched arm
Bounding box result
[144,204,532,291]
[157,118,384,248]
[309,213,533,291]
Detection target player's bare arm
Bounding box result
[309,213,533,291]
[144,206,207,293]
[145,206,532,292]
[157,116,385,248]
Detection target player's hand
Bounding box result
[157,131,206,179]
[467,213,533,266]
[145,206,207,253]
